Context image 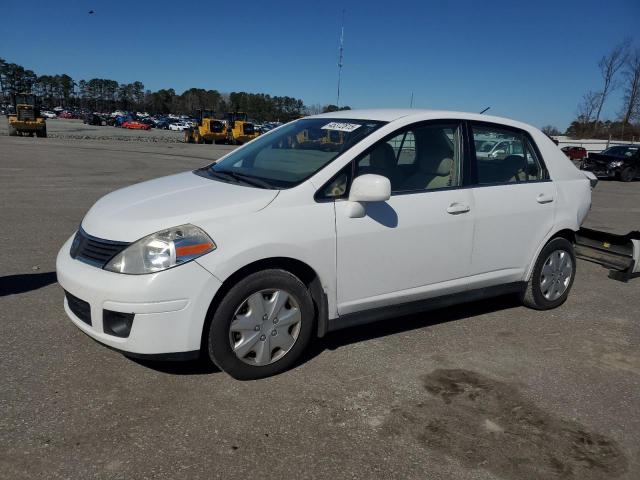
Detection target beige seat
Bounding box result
[502,155,527,183]
[401,130,454,191]
[365,143,400,188]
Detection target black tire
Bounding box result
[521,237,576,310]
[619,166,637,182]
[8,124,18,136]
[36,126,47,138]
[183,130,192,143]
[207,269,315,380]
[203,139,212,144]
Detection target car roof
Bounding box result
[310,108,538,132]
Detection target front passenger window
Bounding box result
[356,124,461,193]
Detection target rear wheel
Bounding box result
[521,237,576,310]
[183,130,192,143]
[8,125,18,136]
[619,166,637,182]
[207,269,315,380]
[36,126,47,138]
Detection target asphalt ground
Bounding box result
[0,130,639,480]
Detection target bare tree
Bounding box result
[577,90,602,123]
[593,40,630,129]
[619,48,640,139]
[541,125,561,136]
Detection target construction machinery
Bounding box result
[225,112,259,145]
[7,94,47,138]
[183,110,227,144]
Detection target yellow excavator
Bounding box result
[7,94,47,138]
[183,110,227,144]
[225,112,259,145]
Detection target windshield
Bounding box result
[197,118,385,188]
[603,146,636,156]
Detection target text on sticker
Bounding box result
[321,122,361,133]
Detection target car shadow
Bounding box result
[130,356,220,375]
[0,272,58,296]
[131,293,521,377]
[300,293,521,365]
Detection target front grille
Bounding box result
[70,228,130,269]
[17,109,35,121]
[65,291,92,325]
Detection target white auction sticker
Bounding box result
[321,122,361,132]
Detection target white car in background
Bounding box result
[169,122,190,131]
[57,109,594,379]
[42,111,57,118]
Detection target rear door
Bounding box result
[467,122,556,287]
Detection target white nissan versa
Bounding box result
[56,109,594,379]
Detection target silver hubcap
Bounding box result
[540,250,573,301]
[229,289,302,366]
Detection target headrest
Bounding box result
[370,143,397,170]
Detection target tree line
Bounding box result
[562,40,640,140]
[0,58,349,122]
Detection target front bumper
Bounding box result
[56,235,222,356]
[580,163,617,178]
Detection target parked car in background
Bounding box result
[561,146,588,161]
[58,111,74,119]
[169,122,190,131]
[42,111,58,119]
[122,120,151,130]
[83,113,105,126]
[57,109,595,379]
[474,138,523,160]
[580,145,639,182]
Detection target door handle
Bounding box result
[446,202,471,215]
[536,193,554,204]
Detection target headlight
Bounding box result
[608,160,623,168]
[105,224,216,274]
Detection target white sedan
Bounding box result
[42,111,58,118]
[57,109,594,379]
[168,122,190,131]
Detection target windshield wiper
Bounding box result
[212,168,273,189]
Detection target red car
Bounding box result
[58,111,74,119]
[121,121,151,130]
[561,146,588,160]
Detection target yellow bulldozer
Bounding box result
[183,110,227,144]
[225,112,259,145]
[7,94,47,138]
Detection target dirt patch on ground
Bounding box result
[383,369,627,479]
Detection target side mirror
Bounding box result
[346,174,391,218]
[348,174,391,203]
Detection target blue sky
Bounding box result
[2,0,638,129]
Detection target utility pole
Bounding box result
[336,9,345,108]
[410,92,414,108]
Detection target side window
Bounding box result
[471,124,546,184]
[355,123,461,193]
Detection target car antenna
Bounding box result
[479,107,491,114]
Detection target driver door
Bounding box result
[333,121,475,315]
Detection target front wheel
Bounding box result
[619,166,637,182]
[521,237,576,310]
[207,269,315,380]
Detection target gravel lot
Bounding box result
[0,131,639,480]
[1,117,188,142]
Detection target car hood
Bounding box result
[81,171,278,242]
